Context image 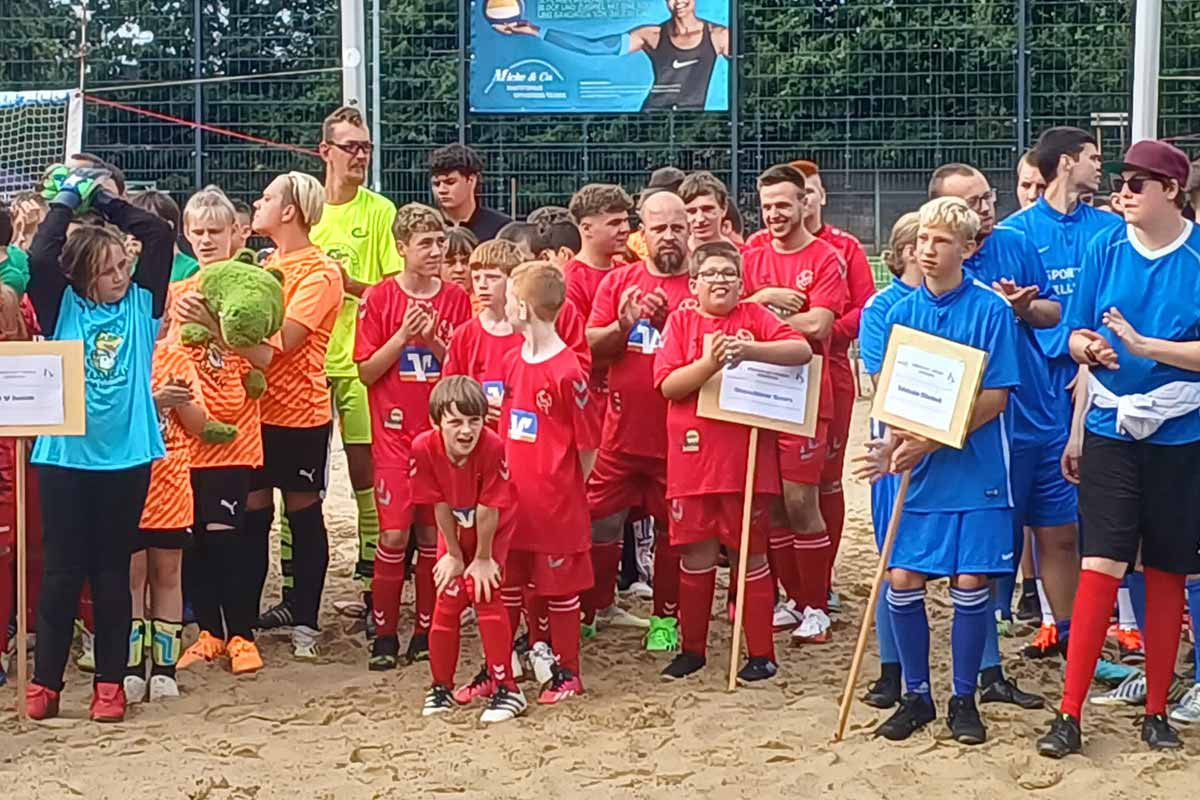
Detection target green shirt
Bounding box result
[170,251,200,282]
[1,245,30,295]
[311,187,405,377]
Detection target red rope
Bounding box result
[82,94,322,158]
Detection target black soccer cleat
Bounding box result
[368,635,399,671]
[947,695,987,745]
[1141,713,1183,751]
[1015,586,1041,625]
[255,601,296,631]
[979,676,1045,710]
[661,652,706,680]
[736,656,778,683]
[1036,713,1082,759]
[875,692,936,741]
[406,632,430,664]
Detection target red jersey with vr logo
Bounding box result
[587,261,693,458]
[354,277,473,467]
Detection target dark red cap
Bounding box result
[789,159,819,178]
[1105,139,1191,186]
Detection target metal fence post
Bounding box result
[193,0,203,190]
[1016,0,1027,155]
[729,0,740,203]
[873,169,881,253]
[458,0,468,145]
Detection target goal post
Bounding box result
[0,89,84,201]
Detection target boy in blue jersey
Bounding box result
[1001,127,1124,659]
[1036,140,1200,758]
[855,211,920,710]
[857,197,1020,745]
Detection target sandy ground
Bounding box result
[1,397,1197,799]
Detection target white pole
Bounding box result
[370,0,382,192]
[341,0,367,110]
[1130,0,1162,143]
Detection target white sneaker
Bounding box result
[123,674,148,704]
[827,591,842,613]
[148,674,180,701]
[1090,670,1146,706]
[460,606,477,626]
[76,625,95,673]
[1170,683,1200,724]
[596,604,650,629]
[773,599,804,630]
[792,607,832,641]
[480,685,528,723]
[292,625,320,661]
[621,581,654,600]
[529,641,557,686]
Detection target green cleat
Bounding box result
[580,621,598,640]
[644,615,679,652]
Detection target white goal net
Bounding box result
[0,89,84,202]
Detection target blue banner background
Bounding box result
[470,0,731,114]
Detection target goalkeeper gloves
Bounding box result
[42,166,111,215]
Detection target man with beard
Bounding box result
[586,191,693,651]
[743,164,847,645]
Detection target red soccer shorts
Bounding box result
[821,358,855,484]
[586,449,669,522]
[435,527,512,568]
[778,419,830,486]
[503,549,593,597]
[668,493,774,554]
[374,465,434,533]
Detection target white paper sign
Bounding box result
[881,344,965,432]
[719,360,809,425]
[0,355,65,427]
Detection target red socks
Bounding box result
[793,532,832,611]
[653,533,680,619]
[430,578,516,690]
[819,485,845,573]
[679,563,716,657]
[1143,567,1187,715]
[582,541,623,624]
[526,588,550,645]
[475,582,517,690]
[1060,569,1121,719]
[371,543,407,638]
[415,546,437,635]
[501,586,524,637]
[546,595,582,675]
[767,528,803,604]
[742,562,776,662]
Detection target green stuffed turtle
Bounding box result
[178,259,285,442]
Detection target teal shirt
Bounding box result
[170,251,199,282]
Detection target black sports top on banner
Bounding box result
[642,23,718,111]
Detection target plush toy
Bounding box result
[178,259,285,441]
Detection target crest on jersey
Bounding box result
[206,343,225,370]
[436,317,455,346]
[735,328,754,342]
[678,298,699,312]
[682,429,700,454]
[796,270,814,290]
[535,389,553,414]
[385,408,404,431]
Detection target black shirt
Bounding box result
[453,205,512,243]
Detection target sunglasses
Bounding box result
[327,140,373,156]
[1109,174,1169,194]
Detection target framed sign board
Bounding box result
[870,324,987,450]
[0,340,86,436]
[696,334,822,437]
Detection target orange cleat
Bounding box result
[177,631,227,670]
[228,636,264,675]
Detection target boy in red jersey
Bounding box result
[743,164,848,644]
[502,261,597,704]
[412,376,527,723]
[655,241,812,680]
[586,191,696,650]
[355,203,473,670]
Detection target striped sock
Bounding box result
[888,586,931,700]
[950,585,991,697]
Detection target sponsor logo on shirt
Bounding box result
[672,58,699,69]
[351,226,368,239]
[399,346,442,382]
[384,408,404,430]
[509,409,539,442]
[482,380,506,406]
[452,507,476,528]
[626,319,662,354]
[682,429,700,453]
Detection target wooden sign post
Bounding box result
[0,341,86,722]
[696,339,822,692]
[834,325,987,741]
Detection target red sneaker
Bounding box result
[90,682,126,722]
[452,667,496,705]
[537,665,584,705]
[25,684,61,720]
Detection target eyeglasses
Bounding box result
[1109,174,1167,195]
[964,189,997,210]
[327,140,373,156]
[696,268,740,284]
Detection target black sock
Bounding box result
[1020,582,1037,601]
[979,664,1004,686]
[243,507,275,621]
[189,532,225,638]
[209,531,254,641]
[880,661,902,683]
[285,503,328,629]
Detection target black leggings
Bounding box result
[34,464,151,690]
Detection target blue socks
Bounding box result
[950,586,991,697]
[1188,578,1200,681]
[888,586,930,698]
[877,579,900,666]
[1127,570,1148,633]
[980,585,1002,670]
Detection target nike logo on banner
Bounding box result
[673,59,699,69]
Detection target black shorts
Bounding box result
[191,466,253,529]
[133,527,192,551]
[1078,432,1200,574]
[251,423,332,493]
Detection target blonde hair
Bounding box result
[61,225,128,301]
[183,185,237,229]
[0,285,28,341]
[280,172,325,229]
[510,260,565,322]
[469,239,525,276]
[882,212,921,277]
[393,202,445,244]
[918,196,979,242]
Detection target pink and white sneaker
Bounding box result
[452,667,496,705]
[537,665,584,705]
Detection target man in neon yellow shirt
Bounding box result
[309,106,404,633]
